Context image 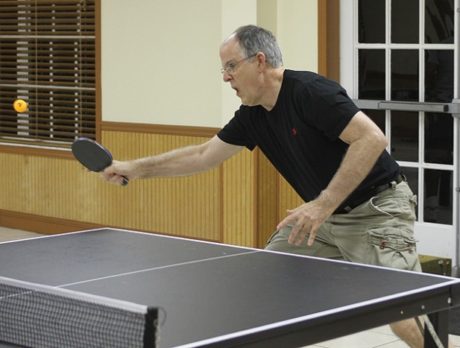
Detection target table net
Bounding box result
[0,276,158,348]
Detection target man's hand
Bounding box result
[276,196,336,247]
[102,160,136,185]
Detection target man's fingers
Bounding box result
[113,174,127,186]
[307,230,316,246]
[294,223,311,246]
[288,217,309,245]
[277,213,296,230]
[287,220,318,246]
[307,226,319,246]
[102,172,126,186]
[101,162,130,186]
[287,222,301,244]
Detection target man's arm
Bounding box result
[277,111,388,246]
[317,110,389,211]
[102,135,243,184]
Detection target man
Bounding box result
[103,25,424,347]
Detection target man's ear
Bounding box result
[255,52,267,71]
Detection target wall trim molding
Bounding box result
[0,144,72,158]
[0,123,219,158]
[102,121,219,138]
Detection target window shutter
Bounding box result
[0,0,96,149]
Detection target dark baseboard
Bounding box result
[0,209,102,234]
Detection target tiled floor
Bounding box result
[303,324,460,347]
[0,227,43,242]
[0,226,459,348]
[304,325,404,348]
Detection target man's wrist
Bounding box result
[317,189,342,212]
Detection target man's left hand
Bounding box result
[276,199,334,247]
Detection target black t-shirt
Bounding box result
[217,69,399,204]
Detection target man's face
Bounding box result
[219,37,260,106]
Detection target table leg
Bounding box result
[425,311,448,348]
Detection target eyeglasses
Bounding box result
[220,54,257,75]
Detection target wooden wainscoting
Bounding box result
[221,147,256,246]
[0,124,223,242]
[100,129,222,241]
[278,176,304,222]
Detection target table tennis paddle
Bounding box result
[71,137,129,186]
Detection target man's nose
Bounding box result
[222,71,232,82]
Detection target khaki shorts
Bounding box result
[265,181,422,272]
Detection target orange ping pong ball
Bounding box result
[13,99,28,113]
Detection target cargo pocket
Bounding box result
[369,193,417,221]
[367,229,420,271]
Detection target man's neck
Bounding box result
[260,67,285,111]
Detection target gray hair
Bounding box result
[233,25,283,68]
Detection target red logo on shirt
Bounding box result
[291,128,297,136]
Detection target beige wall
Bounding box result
[277,0,317,71]
[101,0,222,127]
[220,0,258,125]
[101,0,318,127]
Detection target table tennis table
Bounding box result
[0,227,459,348]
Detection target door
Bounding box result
[340,0,460,272]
